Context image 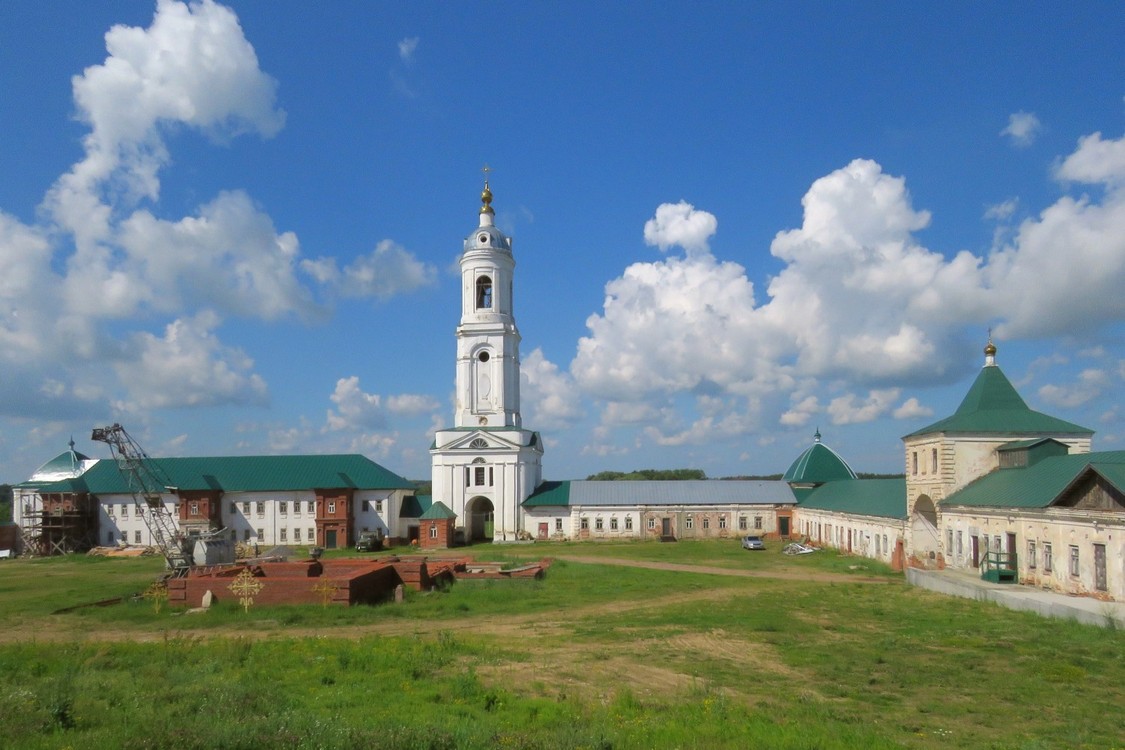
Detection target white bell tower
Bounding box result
[430,174,543,542]
[455,179,522,429]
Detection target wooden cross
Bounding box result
[142,581,168,614]
[228,568,264,613]
[311,578,339,608]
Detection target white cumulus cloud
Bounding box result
[1001,111,1041,147]
[643,201,718,255]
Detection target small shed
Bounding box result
[419,502,457,550]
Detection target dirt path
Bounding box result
[548,553,899,585]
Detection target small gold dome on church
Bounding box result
[480,183,494,215]
[984,339,997,357]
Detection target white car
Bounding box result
[741,535,765,550]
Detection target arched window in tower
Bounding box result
[476,275,493,309]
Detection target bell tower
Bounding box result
[454,178,522,428]
[430,174,543,543]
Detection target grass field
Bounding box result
[0,541,1122,749]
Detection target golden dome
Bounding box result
[480,182,494,215]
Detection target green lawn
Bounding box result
[0,543,1121,749]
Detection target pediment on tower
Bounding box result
[432,427,536,453]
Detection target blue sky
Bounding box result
[1,1,1123,483]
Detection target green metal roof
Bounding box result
[400,494,433,518]
[522,481,570,507]
[36,454,413,495]
[783,434,857,484]
[419,501,457,520]
[944,450,1125,509]
[904,365,1092,438]
[797,478,907,520]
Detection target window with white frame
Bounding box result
[328,501,336,514]
[739,516,747,531]
[610,517,618,531]
[430,524,438,539]
[703,517,710,530]
[647,518,656,530]
[121,503,128,517]
[719,516,727,530]
[931,448,938,474]
[595,517,604,531]
[134,530,141,543]
[685,516,694,530]
[294,528,301,542]
[912,451,918,475]
[280,501,288,515]
[280,528,287,542]
[243,501,250,514]
[956,531,963,557]
[1069,545,1079,577]
[555,518,563,531]
[1043,543,1053,573]
[754,516,762,530]
[190,502,199,516]
[256,501,264,517]
[376,500,383,514]
[625,516,633,531]
[257,528,264,539]
[946,529,953,552]
[581,517,589,530]
[1027,540,1036,569]
[308,528,315,541]
[308,501,315,514]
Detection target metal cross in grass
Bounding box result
[142,581,168,614]
[228,568,264,613]
[311,578,339,608]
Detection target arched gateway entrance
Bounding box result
[467,496,494,541]
[910,494,940,562]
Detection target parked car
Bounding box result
[741,535,765,550]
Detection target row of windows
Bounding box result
[804,520,889,556]
[580,516,634,531]
[107,499,385,518]
[575,515,762,532]
[106,527,319,545]
[911,447,940,476]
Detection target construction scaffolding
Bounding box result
[18,490,98,556]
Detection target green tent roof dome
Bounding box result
[783,430,858,485]
[904,357,1092,439]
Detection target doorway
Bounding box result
[325,530,337,549]
[661,517,672,537]
[1094,543,1107,592]
[537,523,549,541]
[779,516,790,538]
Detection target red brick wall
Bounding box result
[420,518,455,550]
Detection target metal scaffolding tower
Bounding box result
[91,424,192,575]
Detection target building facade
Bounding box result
[14,453,416,553]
